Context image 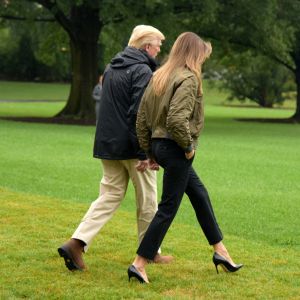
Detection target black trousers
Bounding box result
[137,139,223,260]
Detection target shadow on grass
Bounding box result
[1,115,299,126]
[0,116,96,126]
[235,117,299,124]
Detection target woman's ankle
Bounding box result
[212,242,235,264]
[133,255,148,269]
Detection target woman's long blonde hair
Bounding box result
[152,32,212,96]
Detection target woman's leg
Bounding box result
[185,167,237,265]
[136,140,192,260]
[185,167,223,245]
[132,140,192,282]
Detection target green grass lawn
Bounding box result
[0,81,70,101]
[0,81,69,117]
[0,81,299,299]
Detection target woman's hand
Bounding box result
[136,159,160,172]
[148,158,159,171]
[185,149,195,160]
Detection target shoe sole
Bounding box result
[57,247,83,271]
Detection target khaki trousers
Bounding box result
[72,159,158,252]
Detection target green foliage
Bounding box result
[1,0,300,118]
[99,0,180,66]
[98,0,221,67]
[0,21,70,81]
[0,28,14,52]
[0,30,36,80]
[0,1,70,81]
[33,23,69,68]
[208,0,295,67]
[218,52,295,107]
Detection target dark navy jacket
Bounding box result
[93,46,157,160]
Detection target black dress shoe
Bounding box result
[213,252,243,274]
[127,265,148,284]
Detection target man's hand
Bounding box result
[185,149,195,160]
[148,158,159,171]
[135,160,149,172]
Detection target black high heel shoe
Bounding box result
[213,252,243,274]
[128,265,148,284]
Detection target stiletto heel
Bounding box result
[213,252,243,274]
[215,264,219,274]
[127,265,147,284]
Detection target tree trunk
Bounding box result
[258,88,273,108]
[56,4,101,119]
[292,64,300,122]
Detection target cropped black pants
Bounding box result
[137,139,223,260]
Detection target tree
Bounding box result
[34,0,102,119]
[0,0,217,119]
[224,53,293,108]
[0,20,70,81]
[187,0,300,121]
[0,0,100,118]
[2,0,300,121]
[0,0,187,119]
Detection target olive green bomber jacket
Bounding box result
[136,68,204,157]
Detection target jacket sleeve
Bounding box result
[166,76,198,152]
[136,89,152,158]
[128,65,153,160]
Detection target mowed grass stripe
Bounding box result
[1,188,299,299]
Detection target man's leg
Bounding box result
[58,159,129,271]
[72,159,129,250]
[125,159,157,244]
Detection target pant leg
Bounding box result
[124,159,158,245]
[137,139,192,260]
[185,167,223,245]
[72,159,129,251]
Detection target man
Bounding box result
[58,25,172,271]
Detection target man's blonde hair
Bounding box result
[128,25,165,49]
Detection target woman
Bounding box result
[128,32,243,284]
